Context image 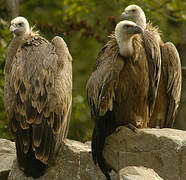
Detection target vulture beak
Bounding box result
[10,24,16,34]
[133,26,143,34]
[121,12,130,20]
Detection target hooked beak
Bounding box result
[9,24,16,34]
[134,26,143,34]
[121,12,130,20]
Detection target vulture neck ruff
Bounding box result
[136,16,146,30]
[117,37,134,57]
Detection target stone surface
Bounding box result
[3,127,186,179]
[0,139,16,180]
[117,166,163,180]
[8,139,116,180]
[103,126,186,180]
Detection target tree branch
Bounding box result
[0,0,19,21]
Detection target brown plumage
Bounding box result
[142,23,161,117]
[121,4,182,128]
[4,17,72,178]
[150,40,182,128]
[86,20,151,179]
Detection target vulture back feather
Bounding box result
[4,17,72,178]
[145,21,181,128]
[160,42,181,127]
[142,25,161,117]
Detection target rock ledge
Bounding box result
[104,127,186,180]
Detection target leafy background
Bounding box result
[0,0,186,142]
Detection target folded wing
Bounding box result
[161,42,182,127]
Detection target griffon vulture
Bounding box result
[121,5,182,128]
[4,17,72,178]
[87,20,152,179]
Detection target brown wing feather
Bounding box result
[86,37,123,179]
[143,28,161,117]
[6,35,72,170]
[86,36,123,117]
[34,116,48,159]
[161,42,182,127]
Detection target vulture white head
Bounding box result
[121,5,146,29]
[115,20,142,57]
[10,17,30,38]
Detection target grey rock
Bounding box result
[8,139,116,180]
[4,127,186,180]
[117,166,163,180]
[103,127,186,180]
[0,139,16,180]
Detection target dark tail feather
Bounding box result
[15,133,47,178]
[92,127,111,180]
[91,110,116,180]
[23,147,47,178]
[165,96,176,128]
[91,128,97,164]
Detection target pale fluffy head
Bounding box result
[121,5,146,29]
[115,20,142,42]
[115,20,142,57]
[10,16,30,38]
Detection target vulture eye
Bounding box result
[131,9,136,13]
[18,22,23,26]
[124,25,131,29]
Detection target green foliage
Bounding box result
[63,0,96,21]
[0,0,185,141]
[0,18,12,140]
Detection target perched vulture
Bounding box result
[121,4,182,128]
[4,17,72,178]
[87,20,153,179]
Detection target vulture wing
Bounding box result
[5,35,72,176]
[143,28,161,117]
[161,42,182,127]
[86,38,123,179]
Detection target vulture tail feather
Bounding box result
[92,128,111,180]
[64,104,72,138]
[15,124,47,178]
[165,96,176,128]
[92,111,115,180]
[23,146,47,178]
